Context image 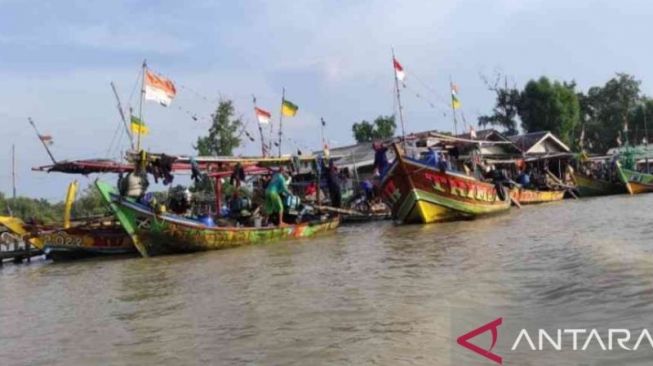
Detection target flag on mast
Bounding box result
[451,83,461,109]
[255,107,271,124]
[130,115,149,135]
[39,134,54,145]
[144,69,177,106]
[393,58,405,81]
[281,99,299,117]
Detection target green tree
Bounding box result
[352,115,396,142]
[478,74,520,135]
[195,99,242,156]
[628,98,653,146]
[71,186,109,218]
[518,77,580,146]
[581,73,641,153]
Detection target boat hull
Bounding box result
[0,216,134,260]
[572,173,626,197]
[509,188,565,205]
[41,226,136,260]
[617,165,653,195]
[96,181,340,256]
[380,155,511,225]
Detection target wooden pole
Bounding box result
[111,81,134,149]
[28,117,57,164]
[316,157,321,206]
[320,117,325,149]
[11,144,16,200]
[137,60,146,152]
[214,177,222,218]
[252,95,267,157]
[644,103,649,173]
[278,88,285,157]
[392,48,406,146]
[449,77,458,135]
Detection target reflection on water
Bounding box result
[1,194,653,365]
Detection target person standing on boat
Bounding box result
[373,142,389,176]
[424,147,440,167]
[264,167,291,227]
[325,161,342,208]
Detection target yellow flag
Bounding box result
[130,115,149,135]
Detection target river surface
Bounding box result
[2,194,653,365]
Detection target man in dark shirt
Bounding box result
[373,142,389,176]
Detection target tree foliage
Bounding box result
[477,73,653,152]
[195,99,243,156]
[352,115,396,143]
[478,73,520,135]
[518,77,580,146]
[0,185,107,224]
[580,73,642,152]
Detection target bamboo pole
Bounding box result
[278,88,285,157]
[137,60,146,152]
[392,48,406,146]
[28,118,57,164]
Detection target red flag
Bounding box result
[393,58,405,81]
[254,107,271,124]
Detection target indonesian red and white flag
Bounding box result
[393,58,405,81]
[144,69,177,106]
[39,134,53,145]
[255,107,271,124]
[469,126,477,139]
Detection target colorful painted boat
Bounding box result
[571,172,626,197]
[0,216,135,260]
[509,188,565,205]
[616,162,653,195]
[379,145,511,224]
[95,180,341,257]
[39,224,135,260]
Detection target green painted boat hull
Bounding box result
[572,172,626,197]
[95,180,340,257]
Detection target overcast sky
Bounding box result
[2,0,653,199]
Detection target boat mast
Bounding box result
[320,117,326,150]
[110,81,134,150]
[392,48,406,145]
[278,87,285,157]
[450,76,458,135]
[137,60,146,152]
[28,117,57,164]
[644,102,649,173]
[11,144,16,200]
[252,95,267,157]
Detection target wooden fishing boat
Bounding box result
[19,161,139,260]
[571,172,626,197]
[0,216,135,260]
[95,181,340,257]
[616,162,653,195]
[379,144,511,224]
[509,188,565,205]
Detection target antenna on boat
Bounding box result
[110,81,134,150]
[136,59,147,152]
[28,117,57,164]
[392,47,406,146]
